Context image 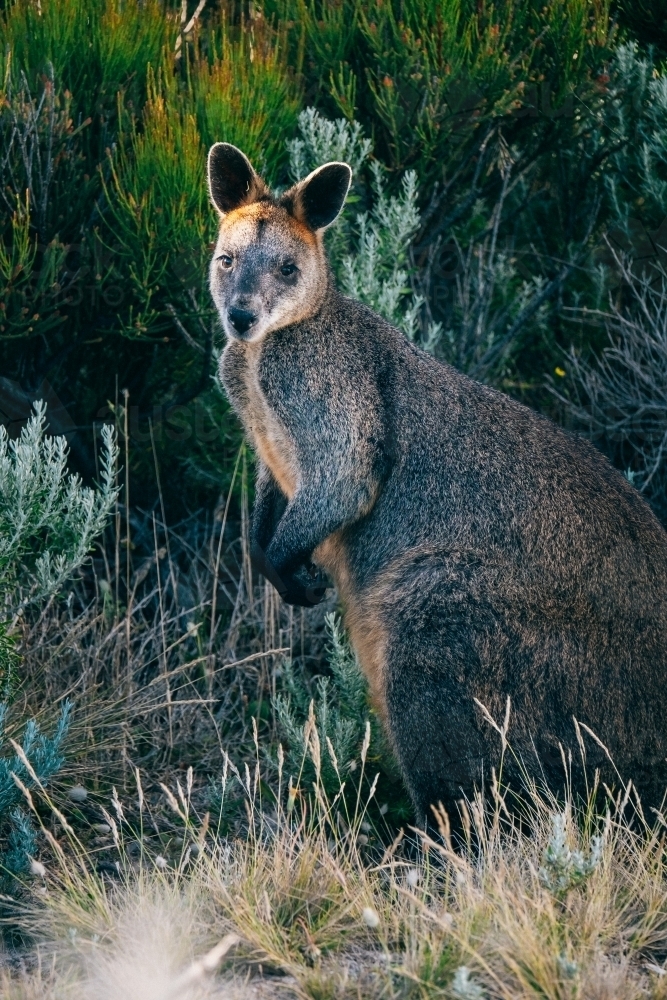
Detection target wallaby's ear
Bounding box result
[207,143,262,215]
[288,162,352,231]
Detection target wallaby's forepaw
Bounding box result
[250,544,328,607]
[279,562,329,607]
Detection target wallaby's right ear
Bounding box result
[287,162,352,231]
[207,143,262,215]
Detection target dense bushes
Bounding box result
[2,0,658,516]
[1,0,667,517]
[0,1,300,513]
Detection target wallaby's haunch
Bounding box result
[208,142,667,821]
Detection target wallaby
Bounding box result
[207,141,667,823]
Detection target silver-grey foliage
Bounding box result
[287,108,372,184]
[0,400,119,623]
[0,402,114,880]
[604,43,667,245]
[286,108,441,347]
[286,109,570,374]
[557,44,667,517]
[539,811,603,894]
[451,966,485,1000]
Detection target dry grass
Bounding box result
[4,703,667,1000]
[5,454,334,794]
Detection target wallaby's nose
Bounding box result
[228,307,257,335]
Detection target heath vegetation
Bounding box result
[3,0,667,996]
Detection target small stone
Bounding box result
[360,821,371,833]
[379,803,388,816]
[68,785,88,803]
[362,906,380,929]
[189,843,201,858]
[93,823,111,835]
[357,834,369,846]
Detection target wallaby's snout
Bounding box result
[227,305,257,336]
[207,142,351,342]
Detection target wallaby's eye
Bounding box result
[218,254,233,269]
[280,261,298,277]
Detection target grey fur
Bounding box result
[209,147,667,822]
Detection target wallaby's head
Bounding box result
[207,143,351,343]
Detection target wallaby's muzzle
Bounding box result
[227,307,257,336]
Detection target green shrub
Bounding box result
[266,0,612,172]
[0,0,660,520]
[0,0,170,122]
[551,44,667,517]
[597,43,667,263]
[192,21,300,178]
[105,26,300,346]
[0,400,118,623]
[0,1,300,516]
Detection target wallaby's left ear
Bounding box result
[208,142,265,215]
[288,162,352,231]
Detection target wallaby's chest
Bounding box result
[221,341,298,499]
